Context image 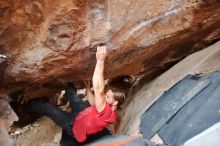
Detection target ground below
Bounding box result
[10,117,61,146]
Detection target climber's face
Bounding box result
[105,90,117,106]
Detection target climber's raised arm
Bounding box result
[92,45,107,112]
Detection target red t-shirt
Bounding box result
[72,104,115,142]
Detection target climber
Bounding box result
[30,45,126,145]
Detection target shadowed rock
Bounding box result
[0,97,18,146]
[0,54,7,76]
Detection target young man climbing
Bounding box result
[30,45,126,145]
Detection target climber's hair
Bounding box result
[110,88,126,134]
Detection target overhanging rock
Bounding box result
[0,0,220,97]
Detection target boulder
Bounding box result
[0,97,18,146]
[0,0,220,98]
[120,41,220,135]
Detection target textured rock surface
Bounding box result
[0,0,220,97]
[120,41,220,135]
[0,98,18,146]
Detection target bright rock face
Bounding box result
[0,0,220,97]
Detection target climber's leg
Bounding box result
[30,100,73,135]
[65,84,87,113]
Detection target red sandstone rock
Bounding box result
[0,0,220,97]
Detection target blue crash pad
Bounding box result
[159,71,220,146]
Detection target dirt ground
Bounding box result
[10,117,62,146]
